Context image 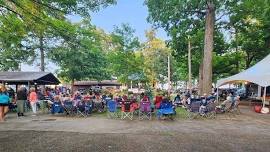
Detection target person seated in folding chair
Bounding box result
[173,93,182,107]
[76,99,87,117]
[216,92,237,113]
[51,95,64,114]
[84,94,93,115]
[199,94,208,116]
[131,98,139,113]
[93,94,104,113]
[63,96,74,116]
[154,95,163,109]
[83,92,91,101]
[121,96,134,120]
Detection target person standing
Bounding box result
[16,86,27,117]
[0,84,10,122]
[29,88,38,116]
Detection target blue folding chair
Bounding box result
[51,102,64,114]
[107,100,118,118]
[84,101,93,116]
[157,102,176,120]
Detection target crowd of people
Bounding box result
[0,84,242,122]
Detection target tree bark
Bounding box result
[202,1,215,95]
[71,79,75,94]
[39,34,45,72]
[198,62,203,95]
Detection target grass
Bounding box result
[175,107,188,119]
[91,107,190,120]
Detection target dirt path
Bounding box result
[0,106,269,152]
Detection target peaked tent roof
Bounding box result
[217,54,270,87]
[0,72,60,85]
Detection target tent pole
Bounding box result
[263,86,266,108]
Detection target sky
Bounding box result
[21,0,168,72]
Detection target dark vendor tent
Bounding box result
[0,72,60,85]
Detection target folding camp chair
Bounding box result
[139,102,152,120]
[75,100,87,117]
[185,101,200,119]
[107,100,118,119]
[51,102,64,114]
[204,102,217,119]
[84,101,93,116]
[63,101,75,116]
[157,102,176,120]
[121,101,134,120]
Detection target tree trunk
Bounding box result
[188,38,192,92]
[202,1,215,95]
[39,35,45,72]
[198,63,203,95]
[167,55,171,96]
[71,79,75,94]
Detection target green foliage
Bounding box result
[108,24,143,83]
[145,0,229,82]
[146,0,270,83]
[228,0,270,68]
[49,21,109,82]
[141,29,170,86]
[0,14,35,70]
[0,0,116,71]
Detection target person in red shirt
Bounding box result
[154,95,163,109]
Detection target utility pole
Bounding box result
[167,55,171,96]
[188,36,192,93]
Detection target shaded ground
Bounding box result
[0,105,269,152]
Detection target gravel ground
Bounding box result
[1,130,270,152]
[0,106,269,152]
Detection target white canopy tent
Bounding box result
[217,54,270,108]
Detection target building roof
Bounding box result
[74,80,121,86]
[0,72,60,85]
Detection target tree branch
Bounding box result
[31,0,66,14]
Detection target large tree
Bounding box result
[0,0,116,71]
[141,29,171,88]
[49,20,109,92]
[228,0,270,69]
[146,0,230,94]
[108,24,142,84]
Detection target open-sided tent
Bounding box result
[0,72,60,85]
[217,54,270,107]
